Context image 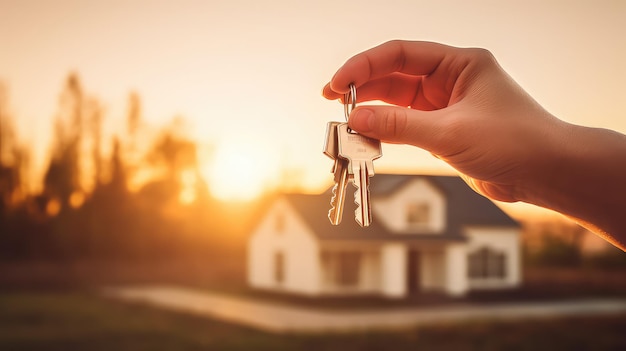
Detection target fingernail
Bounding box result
[349,108,374,132]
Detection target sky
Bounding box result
[1,0,625,215]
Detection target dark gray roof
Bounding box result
[283,174,519,241]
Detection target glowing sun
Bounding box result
[204,137,279,201]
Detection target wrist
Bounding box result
[513,115,573,206]
[517,119,626,242]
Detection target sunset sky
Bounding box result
[1,0,625,214]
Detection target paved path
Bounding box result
[103,286,626,333]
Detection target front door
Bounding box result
[406,250,420,294]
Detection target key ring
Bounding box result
[343,83,356,121]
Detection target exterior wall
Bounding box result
[247,198,321,295]
[464,226,521,289]
[444,243,469,296]
[247,196,521,299]
[373,178,446,233]
[381,243,407,298]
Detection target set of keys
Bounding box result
[323,84,382,227]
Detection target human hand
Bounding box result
[323,40,567,203]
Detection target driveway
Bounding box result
[104,286,626,333]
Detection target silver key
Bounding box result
[337,123,382,227]
[323,122,349,225]
[323,121,341,172]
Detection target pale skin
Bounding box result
[323,40,626,251]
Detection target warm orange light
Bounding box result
[69,191,85,208]
[202,137,279,202]
[178,169,197,205]
[46,199,61,216]
[127,168,159,193]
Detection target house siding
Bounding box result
[247,175,522,299]
[247,198,321,295]
[381,243,407,298]
[444,243,469,296]
[373,178,446,234]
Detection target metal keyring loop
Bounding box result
[343,83,356,121]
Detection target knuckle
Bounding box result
[443,113,471,142]
[466,47,497,66]
[379,108,408,139]
[383,39,404,48]
[431,112,467,153]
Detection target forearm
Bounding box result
[519,120,626,250]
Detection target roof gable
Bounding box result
[282,174,519,241]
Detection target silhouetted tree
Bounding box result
[143,122,199,207]
[0,82,27,211]
[0,81,7,166]
[127,91,141,143]
[0,82,39,261]
[109,137,127,191]
[148,129,197,180]
[86,98,103,187]
[0,81,11,213]
[43,73,85,209]
[529,222,585,267]
[1,75,237,263]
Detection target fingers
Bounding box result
[323,73,442,111]
[324,73,420,103]
[326,40,455,95]
[347,105,447,153]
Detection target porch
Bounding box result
[317,242,469,298]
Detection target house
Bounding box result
[247,174,521,298]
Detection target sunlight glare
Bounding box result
[178,169,198,205]
[204,137,279,201]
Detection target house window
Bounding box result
[468,247,507,279]
[274,252,284,283]
[337,251,361,286]
[406,203,429,226]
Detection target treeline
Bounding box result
[0,74,261,262]
[522,220,626,269]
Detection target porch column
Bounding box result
[444,243,469,296]
[381,243,407,298]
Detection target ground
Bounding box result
[2,290,626,351]
[1,260,625,350]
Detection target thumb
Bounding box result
[348,106,445,151]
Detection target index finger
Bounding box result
[327,40,456,96]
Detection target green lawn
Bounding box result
[1,290,626,351]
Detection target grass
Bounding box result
[201,266,626,311]
[1,290,626,351]
[1,261,625,350]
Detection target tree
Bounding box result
[127,91,141,142]
[43,73,84,209]
[109,137,127,192]
[0,82,28,211]
[86,98,103,187]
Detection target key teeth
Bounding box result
[353,187,364,227]
[353,186,359,206]
[353,182,371,227]
[328,183,339,225]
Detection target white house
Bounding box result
[247,174,521,298]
